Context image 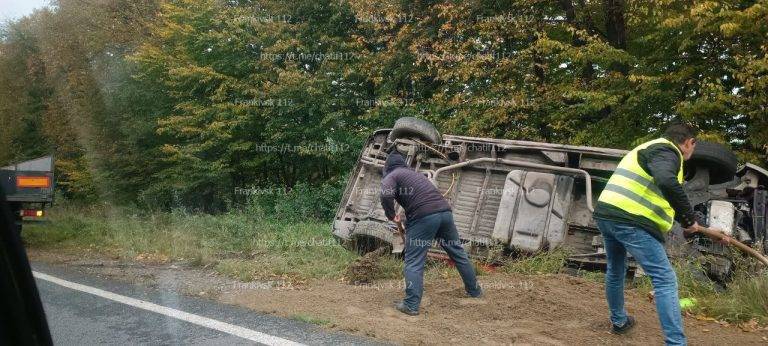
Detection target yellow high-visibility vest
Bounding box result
[598,138,684,233]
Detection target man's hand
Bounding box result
[683,222,701,235]
[393,214,402,223]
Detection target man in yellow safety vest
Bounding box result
[594,123,723,346]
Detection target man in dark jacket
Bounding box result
[380,150,481,316]
[594,123,724,345]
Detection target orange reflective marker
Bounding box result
[16,176,51,188]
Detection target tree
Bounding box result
[0,0,765,210]
[130,0,366,210]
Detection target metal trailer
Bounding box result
[0,156,55,232]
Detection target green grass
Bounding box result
[701,274,768,324]
[500,249,570,275]
[375,255,404,280]
[289,314,333,326]
[23,204,358,281]
[578,270,606,283]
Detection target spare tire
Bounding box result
[388,117,442,144]
[685,140,738,184]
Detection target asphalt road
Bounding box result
[32,262,383,346]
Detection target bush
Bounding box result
[246,179,346,221]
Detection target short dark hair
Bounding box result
[663,123,698,144]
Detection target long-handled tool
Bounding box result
[648,226,768,306]
[392,220,405,254]
[696,226,768,266]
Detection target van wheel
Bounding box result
[685,140,738,185]
[388,117,442,144]
[352,235,392,255]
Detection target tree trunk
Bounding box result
[603,0,628,74]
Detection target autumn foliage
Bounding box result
[1,0,766,211]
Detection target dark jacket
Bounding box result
[380,151,451,222]
[594,142,696,242]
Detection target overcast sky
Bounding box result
[0,0,50,21]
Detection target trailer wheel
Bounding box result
[685,140,738,185]
[388,117,442,144]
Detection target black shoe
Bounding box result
[611,315,636,334]
[468,289,483,298]
[394,301,419,316]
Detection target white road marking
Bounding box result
[33,271,305,346]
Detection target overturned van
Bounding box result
[332,117,768,280]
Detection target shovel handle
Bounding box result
[395,221,406,243]
[697,227,768,266]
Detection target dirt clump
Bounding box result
[344,246,390,284]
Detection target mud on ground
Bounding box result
[29,249,768,345]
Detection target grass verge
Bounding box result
[289,314,333,326]
[25,205,768,325]
[23,204,364,281]
[700,274,768,324]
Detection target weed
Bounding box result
[290,314,332,326]
[579,270,606,283]
[700,274,768,324]
[501,249,570,275]
[372,254,404,280]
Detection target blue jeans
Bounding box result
[403,210,481,311]
[596,219,686,346]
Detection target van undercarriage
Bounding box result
[333,118,768,283]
